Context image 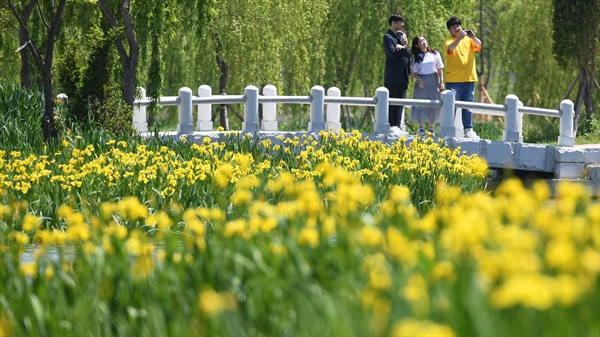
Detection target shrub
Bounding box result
[0,82,46,147]
[577,112,600,137]
[522,115,559,143]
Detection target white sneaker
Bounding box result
[390,126,403,136]
[464,128,480,139]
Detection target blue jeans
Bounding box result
[446,82,475,129]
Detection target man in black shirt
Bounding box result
[383,13,411,131]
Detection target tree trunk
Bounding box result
[582,67,595,120]
[358,84,372,129]
[97,0,139,106]
[123,63,137,106]
[18,1,35,89]
[573,72,586,134]
[563,71,580,100]
[573,67,596,134]
[8,0,65,142]
[40,0,66,142]
[213,32,229,130]
[41,69,57,141]
[18,33,31,89]
[119,0,138,106]
[344,105,352,130]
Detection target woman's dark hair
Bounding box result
[446,16,461,29]
[411,36,437,64]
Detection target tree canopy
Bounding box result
[552,0,599,130]
[1,0,598,134]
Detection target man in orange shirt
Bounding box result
[444,16,482,139]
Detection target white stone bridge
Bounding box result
[131,85,600,186]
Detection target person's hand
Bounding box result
[418,79,425,88]
[438,83,445,91]
[395,44,402,51]
[401,32,408,45]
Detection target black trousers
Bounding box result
[384,82,408,127]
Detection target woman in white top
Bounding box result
[410,36,445,136]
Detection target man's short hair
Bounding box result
[446,16,462,29]
[389,13,404,26]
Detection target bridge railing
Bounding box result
[131,84,575,147]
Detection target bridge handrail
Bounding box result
[259,96,312,104]
[325,96,377,106]
[124,85,575,147]
[390,98,442,109]
[193,95,246,105]
[457,101,506,112]
[519,106,561,118]
[137,96,180,107]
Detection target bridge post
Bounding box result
[399,106,407,132]
[326,87,342,132]
[196,85,213,131]
[133,87,148,133]
[558,99,575,147]
[243,85,260,132]
[440,90,456,137]
[374,87,390,134]
[309,86,326,132]
[177,87,194,135]
[262,85,278,131]
[504,94,520,142]
[518,100,524,142]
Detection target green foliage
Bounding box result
[577,112,600,137]
[143,1,167,122]
[522,116,559,143]
[133,0,178,64]
[56,40,82,102]
[490,0,574,108]
[0,82,46,147]
[163,0,481,131]
[68,26,114,124]
[146,35,163,127]
[0,80,124,152]
[2,0,598,141]
[551,0,598,126]
[474,119,504,141]
[59,24,134,138]
[94,84,137,138]
[140,0,166,126]
[552,0,600,69]
[0,8,20,84]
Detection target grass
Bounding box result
[574,133,600,145]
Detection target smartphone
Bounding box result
[464,29,472,35]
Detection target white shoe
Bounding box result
[390,126,403,136]
[464,128,480,139]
